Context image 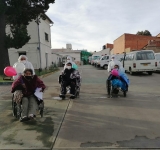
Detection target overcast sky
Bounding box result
[46,0,160,51]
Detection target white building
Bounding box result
[52,44,81,65]
[8,15,55,69]
[93,48,111,56]
[51,53,63,67]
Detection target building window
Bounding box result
[45,33,49,41]
[19,52,26,56]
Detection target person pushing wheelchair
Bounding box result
[59,62,81,99]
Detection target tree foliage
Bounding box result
[3,0,55,49]
[0,0,55,74]
[136,30,152,36]
[6,25,31,49]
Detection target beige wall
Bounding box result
[125,48,131,53]
[114,34,125,54]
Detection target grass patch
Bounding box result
[35,66,59,76]
[0,65,59,82]
[0,75,13,82]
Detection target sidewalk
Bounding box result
[0,69,70,149]
[0,85,12,100]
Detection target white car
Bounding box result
[155,53,160,71]
[91,55,101,65]
[95,57,102,67]
[99,55,111,69]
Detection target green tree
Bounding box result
[0,0,55,74]
[136,30,152,36]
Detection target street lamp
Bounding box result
[122,52,126,68]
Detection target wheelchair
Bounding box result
[107,77,127,98]
[12,94,44,120]
[59,75,81,99]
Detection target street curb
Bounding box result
[0,82,13,85]
[0,69,59,85]
[39,69,59,79]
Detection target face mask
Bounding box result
[21,60,26,64]
[66,66,71,70]
[25,76,32,80]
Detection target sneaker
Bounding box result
[59,94,65,99]
[20,116,30,122]
[70,95,75,99]
[28,114,36,120]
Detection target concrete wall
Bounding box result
[8,44,40,69]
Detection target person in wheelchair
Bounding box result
[11,68,46,122]
[59,62,80,99]
[107,65,129,96]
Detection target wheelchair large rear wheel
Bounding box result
[39,101,44,117]
[14,104,21,120]
[75,87,80,98]
[123,91,126,97]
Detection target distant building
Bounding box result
[105,43,113,50]
[93,43,113,56]
[52,44,81,65]
[113,33,160,54]
[8,14,55,69]
[66,43,72,50]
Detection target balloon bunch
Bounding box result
[4,63,25,77]
[4,67,17,77]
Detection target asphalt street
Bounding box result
[0,65,160,150]
[53,65,160,150]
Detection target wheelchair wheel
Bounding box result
[123,91,126,97]
[75,91,79,98]
[39,101,44,118]
[106,80,111,96]
[14,103,21,120]
[12,95,16,116]
[13,102,16,117]
[40,109,43,117]
[75,87,80,98]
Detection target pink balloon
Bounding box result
[4,66,17,77]
[111,69,119,77]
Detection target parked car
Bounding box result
[124,50,157,75]
[95,56,102,67]
[98,55,111,69]
[155,53,160,71]
[91,55,101,66]
[88,56,92,64]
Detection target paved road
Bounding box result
[53,65,160,149]
[0,65,160,150]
